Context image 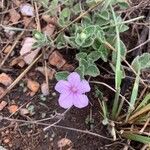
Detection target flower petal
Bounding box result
[67,72,80,86]
[55,80,70,94]
[73,94,89,108]
[79,80,91,93]
[58,94,73,109]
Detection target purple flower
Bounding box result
[55,72,91,109]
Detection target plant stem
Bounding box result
[115,97,124,119]
[112,88,120,119]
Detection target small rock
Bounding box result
[49,51,66,69]
[12,0,21,7]
[20,37,40,64]
[0,73,13,86]
[42,15,56,23]
[4,45,12,54]
[10,57,25,68]
[27,79,40,93]
[5,130,9,134]
[23,17,32,27]
[52,92,56,97]
[3,138,10,144]
[0,101,7,111]
[41,82,49,96]
[8,143,13,148]
[20,108,29,116]
[18,59,26,68]
[43,24,55,37]
[20,3,34,17]
[9,9,21,23]
[57,138,72,149]
[8,105,18,113]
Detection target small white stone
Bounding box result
[20,3,34,16]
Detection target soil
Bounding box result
[0,0,150,150]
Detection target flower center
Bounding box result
[70,86,78,93]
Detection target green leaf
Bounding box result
[131,53,150,73]
[94,14,110,26]
[55,33,66,49]
[118,2,129,9]
[92,38,101,50]
[55,71,69,81]
[88,51,101,62]
[75,25,97,47]
[99,10,110,20]
[72,2,82,14]
[76,52,87,61]
[40,0,49,8]
[64,35,78,48]
[98,45,109,62]
[48,0,58,16]
[110,5,122,90]
[75,34,94,47]
[75,65,85,79]
[136,93,150,111]
[86,0,103,7]
[85,64,100,77]
[60,8,71,19]
[79,59,89,69]
[121,132,150,144]
[130,73,140,108]
[96,28,106,43]
[119,24,129,32]
[112,39,127,64]
[131,56,141,73]
[110,63,125,78]
[82,25,96,36]
[81,15,92,27]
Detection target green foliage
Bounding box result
[131,53,150,73]
[55,71,69,81]
[58,8,71,27]
[121,132,150,144]
[34,0,150,145]
[75,51,100,77]
[136,93,150,111]
[33,31,51,48]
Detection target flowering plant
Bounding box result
[55,72,90,109]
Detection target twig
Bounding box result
[132,10,150,56]
[0,54,42,100]
[148,11,150,53]
[139,113,150,133]
[0,24,33,31]
[127,39,150,53]
[0,31,24,68]
[43,108,70,131]
[0,116,113,141]
[90,81,132,107]
[34,2,41,32]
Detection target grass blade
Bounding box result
[135,93,150,111]
[121,132,150,144]
[110,5,122,119]
[128,103,150,122]
[126,72,140,121]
